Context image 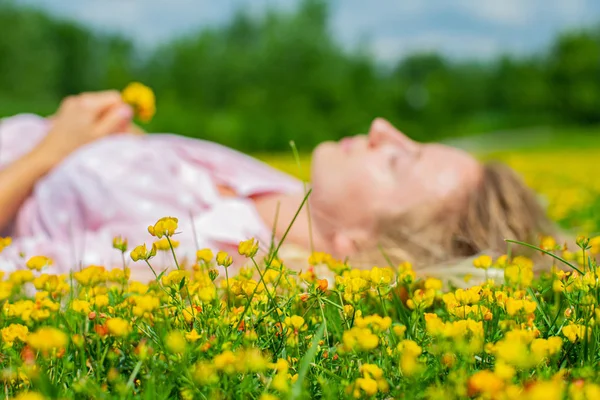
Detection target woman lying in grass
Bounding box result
[0,90,556,281]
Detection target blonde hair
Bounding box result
[354,161,559,276]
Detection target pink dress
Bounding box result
[0,114,304,280]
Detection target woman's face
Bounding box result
[310,118,482,245]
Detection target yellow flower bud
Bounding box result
[238,238,259,258]
[216,251,233,267]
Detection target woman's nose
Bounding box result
[368,118,420,152]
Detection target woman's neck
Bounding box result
[250,190,330,254]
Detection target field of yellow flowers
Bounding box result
[4,83,600,399]
[0,172,599,400]
[2,213,600,400]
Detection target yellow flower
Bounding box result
[130,243,157,262]
[27,327,68,352]
[393,325,407,338]
[473,255,493,270]
[272,372,289,393]
[9,270,35,285]
[162,269,188,287]
[213,350,237,373]
[397,340,423,376]
[216,251,233,267]
[12,393,46,400]
[122,82,156,122]
[128,282,149,295]
[91,294,110,309]
[73,265,108,286]
[358,364,389,394]
[540,235,557,251]
[26,255,52,271]
[153,237,179,251]
[355,314,392,332]
[467,370,504,398]
[165,331,186,353]
[238,238,259,258]
[147,217,178,238]
[356,378,378,396]
[0,236,11,253]
[108,267,130,282]
[193,362,219,385]
[106,318,132,337]
[504,263,534,287]
[552,279,565,293]
[494,360,515,380]
[112,236,128,252]
[284,315,306,331]
[308,251,333,266]
[196,248,213,263]
[407,288,435,310]
[71,299,91,315]
[424,278,443,291]
[185,329,202,342]
[369,266,395,286]
[505,297,537,316]
[561,324,590,343]
[132,294,160,317]
[341,327,379,352]
[1,323,29,346]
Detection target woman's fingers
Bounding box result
[93,104,133,137]
[80,91,124,118]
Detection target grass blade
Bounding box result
[291,322,326,400]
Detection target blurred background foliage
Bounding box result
[1,0,599,152]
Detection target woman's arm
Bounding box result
[0,90,133,233]
[0,145,57,232]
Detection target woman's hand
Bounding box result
[39,90,134,167]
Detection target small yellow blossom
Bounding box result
[148,217,178,239]
[106,318,132,337]
[216,251,233,267]
[112,236,128,252]
[71,299,92,315]
[238,238,259,258]
[473,255,493,270]
[9,270,35,285]
[26,256,52,271]
[185,329,202,342]
[27,327,68,352]
[165,331,186,353]
[468,370,504,398]
[0,236,11,253]
[341,327,379,352]
[122,82,156,122]
[562,324,591,343]
[196,248,214,263]
[130,243,157,262]
[1,323,29,346]
[153,237,179,251]
[12,393,46,400]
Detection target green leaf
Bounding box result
[505,239,583,275]
[291,322,325,400]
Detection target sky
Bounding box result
[15,0,600,63]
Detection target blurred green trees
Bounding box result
[1,0,599,151]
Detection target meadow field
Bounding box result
[0,129,599,399]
